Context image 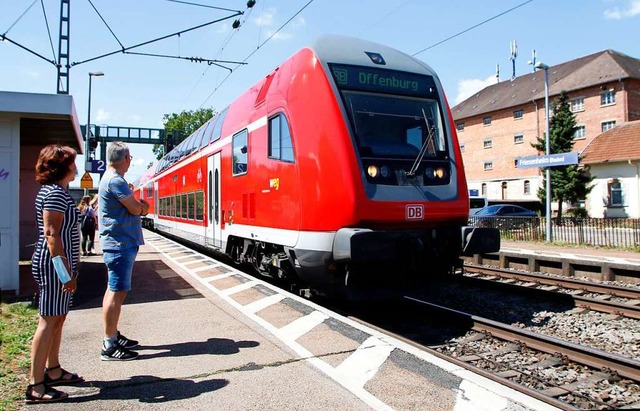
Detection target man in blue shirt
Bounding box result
[98,142,149,361]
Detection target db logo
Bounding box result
[406,204,424,220]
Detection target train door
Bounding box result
[206,153,221,248]
[154,182,158,219]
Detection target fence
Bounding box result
[467,216,640,249]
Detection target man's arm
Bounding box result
[119,195,150,216]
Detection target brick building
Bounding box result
[452,49,640,214]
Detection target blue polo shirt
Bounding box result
[98,169,144,251]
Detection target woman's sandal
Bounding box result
[25,381,68,404]
[44,364,85,386]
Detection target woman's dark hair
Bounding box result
[35,144,77,184]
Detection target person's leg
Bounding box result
[80,232,88,255]
[87,229,95,254]
[101,247,136,346]
[102,289,128,340]
[29,315,64,397]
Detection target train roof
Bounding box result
[309,35,437,78]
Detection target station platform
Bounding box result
[500,240,640,265]
[26,231,557,411]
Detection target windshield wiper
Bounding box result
[407,108,436,177]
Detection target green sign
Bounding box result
[330,64,436,97]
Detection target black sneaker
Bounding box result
[116,331,139,349]
[100,344,139,361]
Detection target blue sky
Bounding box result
[1,0,639,184]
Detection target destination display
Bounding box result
[329,64,437,97]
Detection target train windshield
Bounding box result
[341,91,446,160]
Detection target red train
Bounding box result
[134,35,500,298]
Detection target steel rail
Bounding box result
[405,296,640,382]
[464,264,640,299]
[345,309,575,411]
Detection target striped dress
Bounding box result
[32,184,80,316]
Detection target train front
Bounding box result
[292,36,500,296]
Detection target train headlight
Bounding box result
[367,165,379,178]
[424,167,447,179]
[380,166,390,178]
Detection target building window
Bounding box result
[524,180,530,195]
[570,97,584,112]
[601,90,616,106]
[483,117,492,126]
[514,134,524,144]
[483,139,493,149]
[484,162,493,170]
[602,121,616,132]
[513,109,523,119]
[608,179,623,206]
[457,123,465,131]
[481,183,487,196]
[460,144,465,153]
[573,125,586,139]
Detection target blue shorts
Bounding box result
[103,246,139,292]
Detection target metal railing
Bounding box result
[467,216,640,249]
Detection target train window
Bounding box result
[170,196,175,217]
[342,91,446,159]
[208,108,228,145]
[188,192,195,220]
[197,118,216,150]
[268,114,295,163]
[232,129,248,175]
[195,191,204,221]
[181,194,188,219]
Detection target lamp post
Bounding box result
[535,61,552,242]
[85,71,104,195]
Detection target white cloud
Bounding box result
[133,157,146,167]
[266,30,294,41]
[454,75,497,105]
[292,16,306,29]
[253,7,275,26]
[604,0,640,19]
[95,108,112,122]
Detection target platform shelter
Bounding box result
[0,91,83,296]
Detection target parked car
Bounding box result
[472,204,539,229]
[469,196,488,217]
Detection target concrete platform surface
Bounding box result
[24,231,559,411]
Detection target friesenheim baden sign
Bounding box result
[516,152,579,169]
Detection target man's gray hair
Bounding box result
[107,141,130,164]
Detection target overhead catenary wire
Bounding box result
[177,3,255,111]
[87,0,125,50]
[199,0,316,108]
[412,0,534,56]
[165,0,240,13]
[39,0,58,65]
[2,0,38,36]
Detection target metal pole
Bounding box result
[85,71,103,195]
[84,73,92,196]
[543,66,552,242]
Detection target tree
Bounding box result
[531,91,593,222]
[152,108,215,160]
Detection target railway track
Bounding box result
[462,264,640,320]
[346,297,640,410]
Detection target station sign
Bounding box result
[516,152,579,169]
[90,159,106,174]
[80,171,93,189]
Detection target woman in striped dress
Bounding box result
[27,145,84,404]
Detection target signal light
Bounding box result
[165,132,175,153]
[89,138,98,150]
